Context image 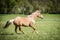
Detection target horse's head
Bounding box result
[28,10,43,20]
[35,10,43,19]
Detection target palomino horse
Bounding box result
[4,10,43,34]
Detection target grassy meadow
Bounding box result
[0,14,60,40]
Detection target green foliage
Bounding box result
[0,0,60,14]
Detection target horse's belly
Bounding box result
[22,21,29,26]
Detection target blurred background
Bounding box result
[0,0,60,14]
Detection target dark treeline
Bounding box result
[0,0,60,14]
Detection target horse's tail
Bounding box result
[4,19,14,28]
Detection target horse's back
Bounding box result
[13,16,29,26]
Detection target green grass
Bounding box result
[0,14,60,40]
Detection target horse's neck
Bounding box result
[28,14,37,20]
[32,15,37,20]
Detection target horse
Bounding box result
[4,10,43,34]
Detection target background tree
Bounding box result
[0,0,60,14]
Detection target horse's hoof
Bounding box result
[36,31,38,34]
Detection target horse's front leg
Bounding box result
[30,23,38,34]
[19,26,24,34]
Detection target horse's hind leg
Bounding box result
[15,26,17,33]
[19,26,24,34]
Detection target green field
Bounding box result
[0,14,60,40]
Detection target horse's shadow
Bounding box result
[0,33,21,35]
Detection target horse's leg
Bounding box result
[19,26,24,34]
[15,26,17,33]
[30,23,38,33]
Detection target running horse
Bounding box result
[4,10,43,34]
